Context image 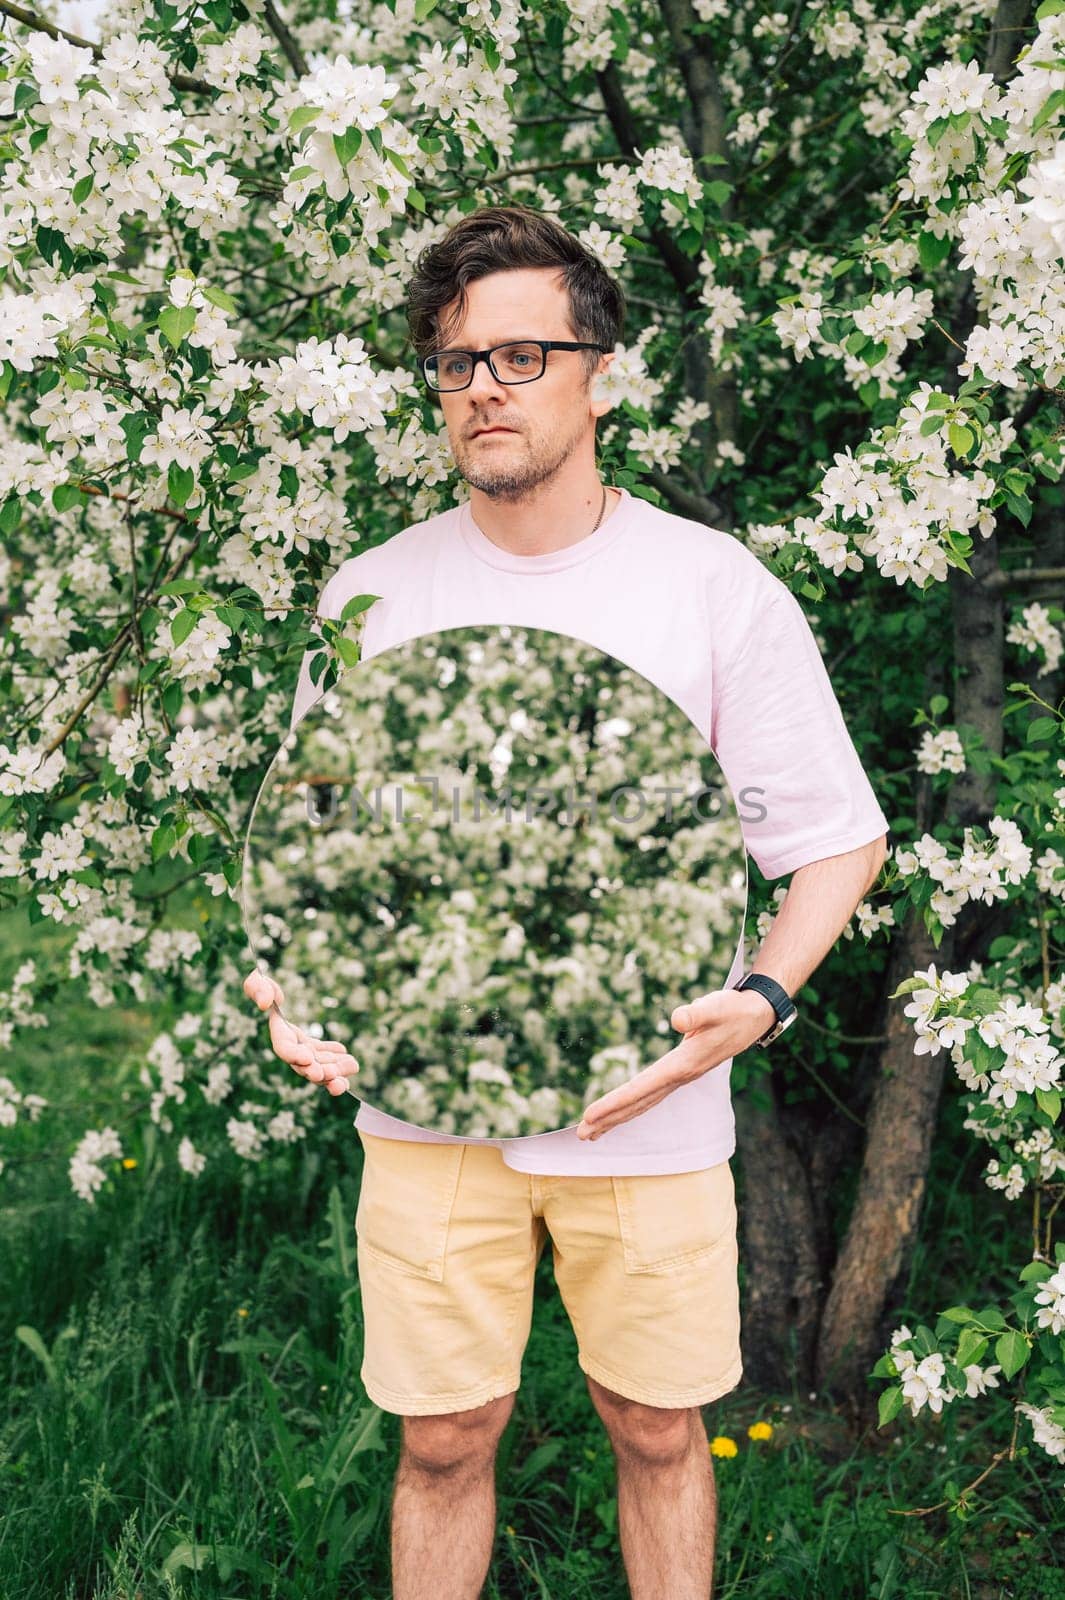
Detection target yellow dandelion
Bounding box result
[237,1307,249,1318]
[121,1158,137,1169]
[710,1435,738,1458]
[748,1420,773,1441]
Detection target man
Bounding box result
[245,203,889,1599]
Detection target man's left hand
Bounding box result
[575,986,778,1141]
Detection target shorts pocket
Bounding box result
[611,1160,736,1275]
[355,1132,467,1281]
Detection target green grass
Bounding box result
[1,905,1062,1598]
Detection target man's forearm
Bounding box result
[744,837,888,1012]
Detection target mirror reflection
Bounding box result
[240,625,748,1138]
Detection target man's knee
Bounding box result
[585,1374,696,1462]
[400,1390,518,1474]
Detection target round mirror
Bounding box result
[240,624,748,1138]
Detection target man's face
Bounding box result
[434,267,611,503]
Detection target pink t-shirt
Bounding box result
[287,486,889,1174]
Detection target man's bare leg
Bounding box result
[587,1376,717,1600]
[390,1391,516,1600]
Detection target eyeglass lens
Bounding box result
[427,342,546,390]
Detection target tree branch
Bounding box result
[0,0,213,94]
[35,531,203,760]
[983,564,1065,590]
[640,467,727,527]
[262,0,308,79]
[592,59,702,297]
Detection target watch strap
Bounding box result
[733,972,798,1044]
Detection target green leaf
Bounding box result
[335,636,362,666]
[1033,87,1065,135]
[938,1306,977,1325]
[948,423,974,457]
[340,592,381,622]
[383,144,411,178]
[407,189,426,213]
[888,975,932,998]
[157,579,201,598]
[1036,1087,1062,1122]
[120,412,153,464]
[877,1385,904,1428]
[1026,716,1057,744]
[994,1329,1030,1381]
[1003,490,1033,527]
[414,0,438,17]
[188,833,212,866]
[1035,0,1065,16]
[955,1328,989,1368]
[332,126,363,167]
[288,104,322,133]
[168,462,195,508]
[202,285,237,314]
[918,229,951,271]
[162,679,183,719]
[71,174,94,205]
[170,609,198,646]
[52,483,87,513]
[158,305,197,349]
[929,694,949,716]
[151,823,177,861]
[913,1324,938,1356]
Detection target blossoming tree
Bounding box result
[0,0,1063,1491]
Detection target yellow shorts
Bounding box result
[354,1130,743,1416]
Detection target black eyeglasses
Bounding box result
[420,340,610,392]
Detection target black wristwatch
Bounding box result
[732,972,799,1045]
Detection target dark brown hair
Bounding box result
[405,203,626,387]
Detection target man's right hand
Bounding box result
[243,969,360,1098]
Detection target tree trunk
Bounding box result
[733,1078,822,1389]
[813,910,952,1419]
[815,521,1004,1419]
[702,0,1031,1412]
[802,0,1032,1411]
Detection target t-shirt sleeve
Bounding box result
[709,582,890,880]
